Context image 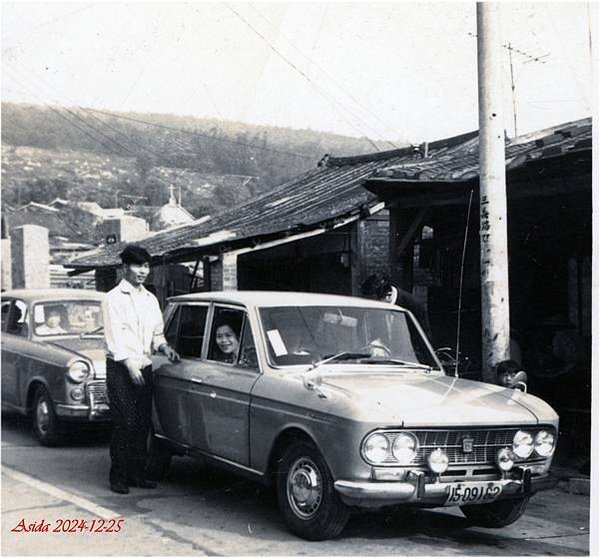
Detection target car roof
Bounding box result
[1,289,105,304]
[168,290,405,310]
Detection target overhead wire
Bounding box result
[225,3,382,151]
[5,59,315,163]
[248,3,401,148]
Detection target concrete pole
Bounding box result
[477,3,511,382]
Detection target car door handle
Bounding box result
[191,377,204,384]
[209,391,217,398]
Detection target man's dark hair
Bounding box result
[360,274,382,296]
[120,244,151,265]
[360,274,392,299]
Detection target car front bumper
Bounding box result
[334,468,558,509]
[55,403,111,421]
[55,381,110,422]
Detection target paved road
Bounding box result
[1,413,590,556]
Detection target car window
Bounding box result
[33,301,103,336]
[237,316,259,370]
[177,304,209,359]
[6,300,29,337]
[259,305,439,369]
[208,306,245,365]
[164,305,181,349]
[1,300,11,332]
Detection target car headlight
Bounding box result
[513,430,534,459]
[392,433,418,465]
[363,433,390,464]
[534,430,556,457]
[67,361,91,383]
[496,447,515,471]
[427,448,449,473]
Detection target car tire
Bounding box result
[276,441,350,541]
[32,385,64,447]
[461,496,530,527]
[145,434,173,481]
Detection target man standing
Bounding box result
[103,245,179,494]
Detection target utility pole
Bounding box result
[477,3,511,383]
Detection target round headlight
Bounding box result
[70,387,85,401]
[363,433,390,464]
[67,361,90,383]
[427,448,449,474]
[534,430,555,457]
[392,433,418,464]
[496,447,515,471]
[513,430,534,459]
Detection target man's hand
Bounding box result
[160,344,180,363]
[124,358,145,386]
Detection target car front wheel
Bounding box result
[461,496,530,527]
[32,385,64,446]
[276,441,350,541]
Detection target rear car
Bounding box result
[1,289,109,445]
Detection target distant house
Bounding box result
[127,187,195,232]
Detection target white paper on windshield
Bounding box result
[34,305,45,324]
[266,329,288,356]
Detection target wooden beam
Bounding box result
[394,206,429,261]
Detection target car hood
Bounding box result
[312,371,551,426]
[47,338,106,379]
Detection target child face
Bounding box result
[47,312,61,328]
[215,325,239,355]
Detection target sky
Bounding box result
[1,2,593,144]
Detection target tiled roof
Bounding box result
[66,143,431,270]
[369,118,591,184]
[66,118,591,271]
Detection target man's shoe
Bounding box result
[129,478,157,489]
[110,482,129,494]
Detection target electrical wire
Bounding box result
[225,3,381,151]
[247,3,401,148]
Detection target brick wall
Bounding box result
[359,210,390,282]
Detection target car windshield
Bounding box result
[259,305,440,370]
[33,300,103,337]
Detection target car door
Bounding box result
[188,304,261,466]
[1,299,31,408]
[152,302,209,446]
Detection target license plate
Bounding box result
[445,482,502,505]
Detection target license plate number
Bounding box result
[446,482,502,505]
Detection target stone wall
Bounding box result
[10,225,50,289]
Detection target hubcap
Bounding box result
[36,398,50,434]
[286,457,323,519]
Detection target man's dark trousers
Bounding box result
[106,358,153,485]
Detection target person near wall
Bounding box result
[102,244,180,494]
[360,274,433,341]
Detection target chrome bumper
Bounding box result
[55,381,110,421]
[334,469,557,509]
[55,403,110,420]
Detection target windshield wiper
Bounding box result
[80,326,104,338]
[308,351,372,371]
[359,358,434,371]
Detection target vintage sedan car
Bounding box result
[1,289,109,446]
[149,291,559,540]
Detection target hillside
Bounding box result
[1,103,405,216]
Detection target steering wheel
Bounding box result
[362,341,392,356]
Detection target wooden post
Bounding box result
[477,3,511,382]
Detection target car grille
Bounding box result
[86,381,108,406]
[381,427,553,466]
